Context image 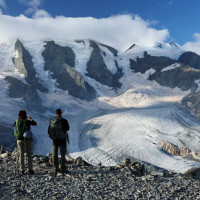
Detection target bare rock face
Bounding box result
[86,40,122,89]
[178,51,200,70]
[149,65,200,92]
[42,41,96,101]
[0,124,16,151]
[179,147,191,157]
[13,39,47,92]
[42,40,76,70]
[191,152,200,160]
[181,91,200,116]
[130,51,176,73]
[158,141,200,162]
[158,141,191,157]
[5,76,42,111]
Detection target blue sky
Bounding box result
[0,0,200,53]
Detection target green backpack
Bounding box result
[14,119,26,139]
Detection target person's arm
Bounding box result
[27,116,37,126]
[62,118,70,143]
[64,119,70,131]
[13,121,16,127]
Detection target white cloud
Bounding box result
[18,0,45,17]
[0,14,169,51]
[182,33,200,55]
[18,0,42,8]
[0,0,6,8]
[29,0,42,8]
[33,9,51,18]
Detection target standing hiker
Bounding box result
[13,110,37,175]
[48,109,70,174]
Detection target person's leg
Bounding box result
[60,144,66,172]
[53,140,59,172]
[17,140,25,173]
[25,139,33,173]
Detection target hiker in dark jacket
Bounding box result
[48,109,70,174]
[13,110,37,175]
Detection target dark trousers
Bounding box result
[53,139,66,172]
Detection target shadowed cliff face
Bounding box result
[5,76,42,111]
[149,65,200,92]
[42,41,96,101]
[86,40,122,89]
[178,51,200,70]
[0,123,16,151]
[130,51,176,73]
[181,92,200,116]
[42,40,76,71]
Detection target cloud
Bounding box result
[0,0,6,8]
[18,0,42,8]
[33,9,51,18]
[18,0,46,17]
[0,14,169,51]
[182,33,200,55]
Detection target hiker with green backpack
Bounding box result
[48,109,70,174]
[13,110,37,175]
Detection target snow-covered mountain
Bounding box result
[1,38,200,173]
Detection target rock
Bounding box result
[0,152,9,158]
[184,167,200,179]
[1,145,200,200]
[13,39,47,92]
[130,51,176,74]
[191,152,200,160]
[158,141,191,157]
[178,51,200,70]
[122,158,131,166]
[42,41,96,101]
[150,171,164,177]
[86,40,122,89]
[151,65,200,92]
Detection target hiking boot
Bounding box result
[29,170,34,175]
[20,171,25,175]
[61,169,69,174]
[54,169,61,174]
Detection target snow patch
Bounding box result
[161,63,181,72]
[98,44,118,74]
[195,79,200,92]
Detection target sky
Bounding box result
[0,0,200,53]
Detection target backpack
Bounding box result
[14,119,26,139]
[48,117,66,139]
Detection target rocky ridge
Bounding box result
[1,146,200,200]
[5,39,200,114]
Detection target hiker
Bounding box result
[13,110,37,175]
[48,109,70,174]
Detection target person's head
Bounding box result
[18,110,27,120]
[56,109,62,117]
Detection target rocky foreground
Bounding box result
[1,146,200,200]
